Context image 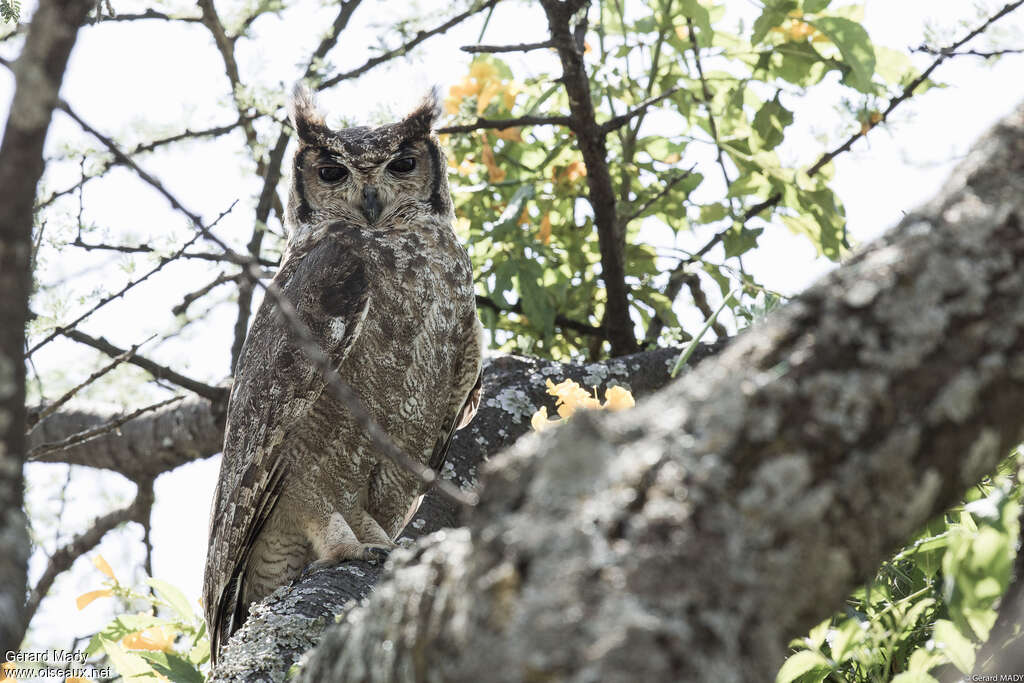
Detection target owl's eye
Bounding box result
[387,157,416,174]
[318,166,349,183]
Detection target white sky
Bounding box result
[3,0,1024,662]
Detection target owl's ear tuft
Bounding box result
[289,83,328,144]
[401,87,443,139]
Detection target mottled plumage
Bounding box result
[203,86,483,660]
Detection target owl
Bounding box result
[202,85,484,662]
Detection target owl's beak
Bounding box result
[361,186,382,224]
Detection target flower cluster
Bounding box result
[531,378,635,431]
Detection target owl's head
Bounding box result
[286,84,452,241]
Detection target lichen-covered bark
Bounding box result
[285,102,1024,682]
[209,344,718,680]
[0,0,92,653]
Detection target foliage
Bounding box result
[77,556,209,682]
[0,0,19,24]
[444,0,935,359]
[778,451,1023,682]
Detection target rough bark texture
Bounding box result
[255,102,1024,681]
[27,395,225,480]
[208,344,721,680]
[0,0,92,654]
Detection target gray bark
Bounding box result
[209,344,719,680]
[219,101,1024,682]
[0,0,93,653]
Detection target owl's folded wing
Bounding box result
[203,233,369,660]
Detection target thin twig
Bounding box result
[622,168,695,223]
[25,201,238,358]
[29,396,184,459]
[36,117,250,211]
[600,86,684,134]
[23,479,154,626]
[28,335,156,429]
[461,40,554,53]
[912,44,1024,59]
[438,114,573,135]
[60,329,225,402]
[319,0,502,89]
[475,294,605,336]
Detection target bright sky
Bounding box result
[2,0,1023,662]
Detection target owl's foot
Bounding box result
[298,542,394,580]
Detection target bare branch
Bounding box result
[437,114,573,135]
[94,8,201,23]
[912,43,1024,59]
[319,0,502,89]
[600,86,684,134]
[25,201,237,358]
[0,0,97,652]
[29,395,183,459]
[460,39,554,53]
[60,329,226,402]
[475,294,604,337]
[28,334,155,429]
[539,0,636,355]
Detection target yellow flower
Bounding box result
[477,80,501,115]
[531,406,561,432]
[76,589,114,610]
[546,379,594,418]
[93,554,116,581]
[469,59,499,85]
[122,625,175,652]
[602,386,635,412]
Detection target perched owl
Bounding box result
[203,85,483,662]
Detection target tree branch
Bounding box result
[437,114,572,135]
[234,95,1024,683]
[539,0,636,355]
[0,0,93,654]
[460,39,554,53]
[318,0,502,90]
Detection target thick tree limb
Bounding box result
[228,101,1024,682]
[0,0,93,655]
[27,395,225,481]
[209,344,723,679]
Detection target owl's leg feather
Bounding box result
[303,509,395,576]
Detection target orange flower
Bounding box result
[538,214,552,245]
[93,554,116,581]
[494,127,522,142]
[602,386,636,412]
[480,137,506,182]
[76,589,113,610]
[565,161,587,182]
[122,625,175,652]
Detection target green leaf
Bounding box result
[137,651,206,683]
[679,0,712,38]
[803,0,830,12]
[752,94,794,150]
[775,650,831,683]
[722,225,762,258]
[752,0,798,44]
[98,638,158,681]
[932,619,976,673]
[808,16,876,93]
[891,673,940,683]
[86,615,170,656]
[147,578,195,623]
[516,263,555,340]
